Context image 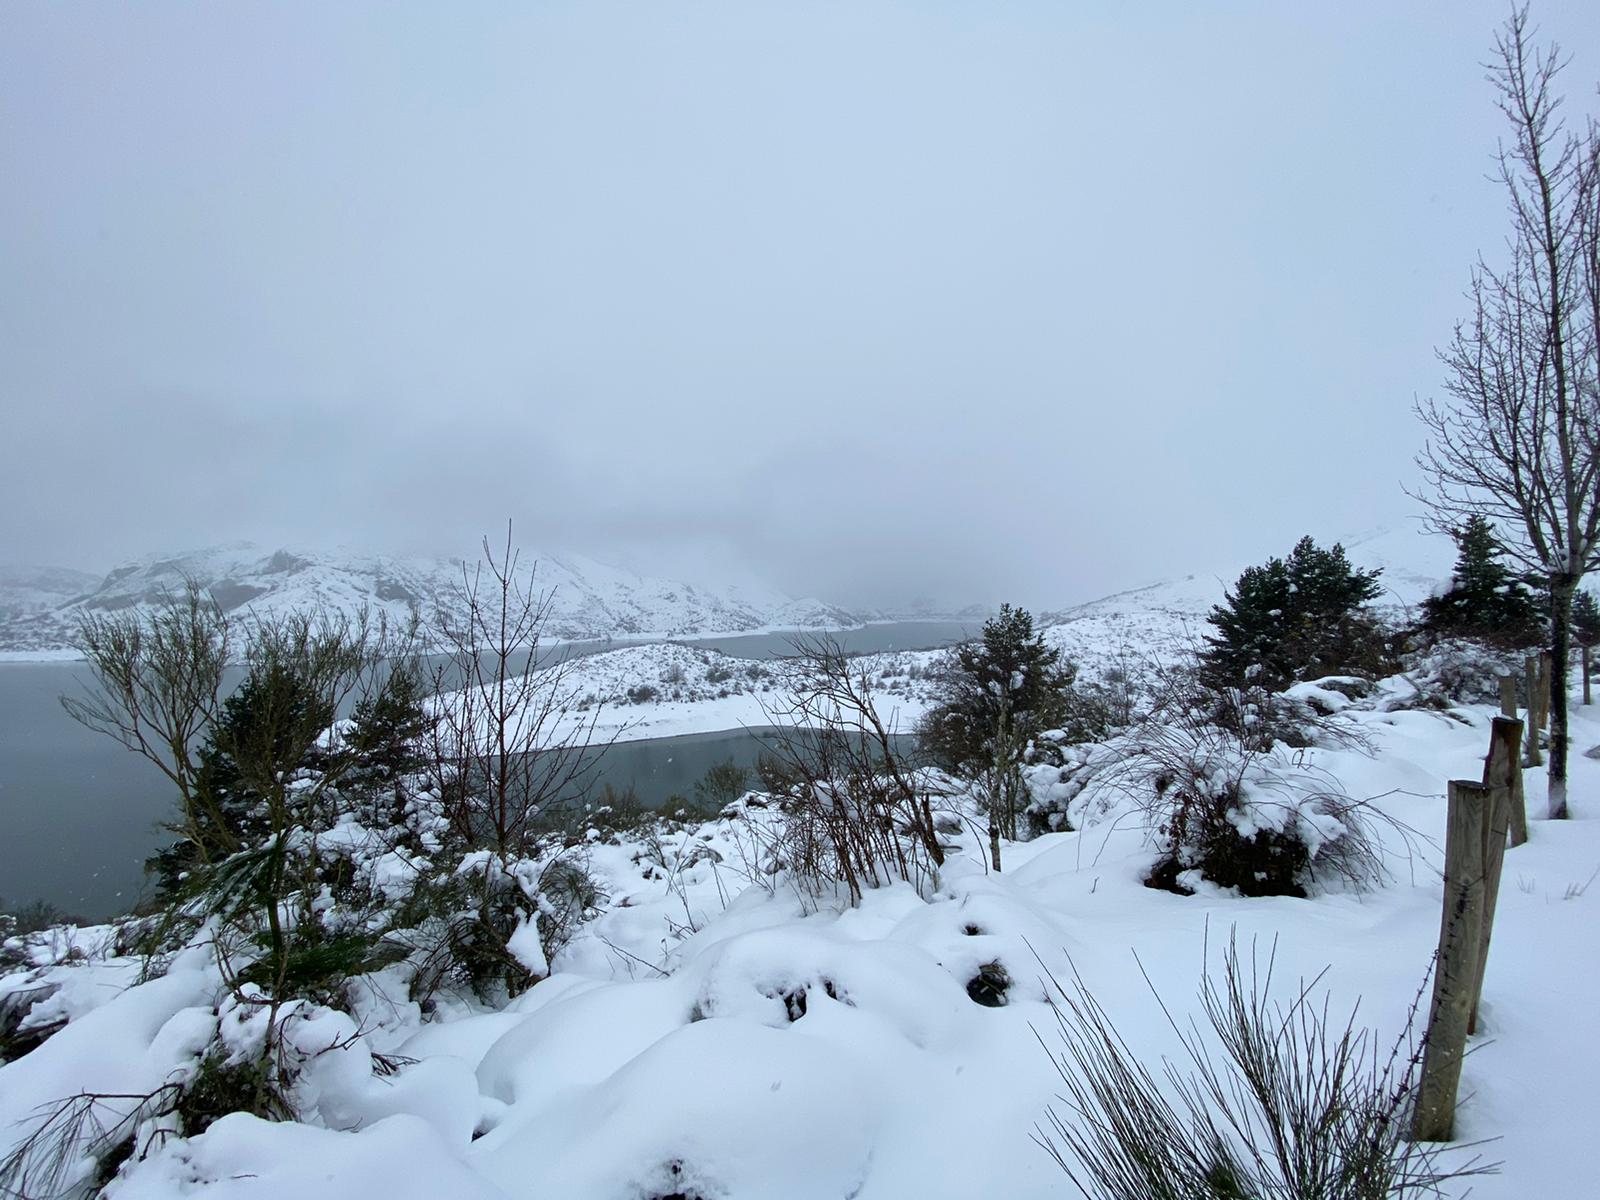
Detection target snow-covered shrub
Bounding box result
[1020,741,1098,836]
[1036,935,1489,1199]
[1136,726,1383,898]
[534,856,603,964]
[1400,637,1525,708]
[387,840,604,1005]
[1024,655,1384,896]
[749,637,952,908]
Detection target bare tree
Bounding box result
[1412,6,1600,819]
[61,581,236,861]
[423,527,615,990]
[755,634,946,906]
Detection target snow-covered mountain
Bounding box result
[0,564,101,622]
[0,543,863,656]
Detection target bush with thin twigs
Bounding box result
[1034,935,1493,1199]
[586,782,653,837]
[693,757,751,813]
[752,634,950,908]
[0,1084,187,1200]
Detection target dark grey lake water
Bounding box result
[0,621,973,919]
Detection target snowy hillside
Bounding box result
[1042,525,1458,679]
[4,678,1596,1197]
[0,564,99,621]
[439,640,942,745]
[0,544,863,656]
[418,526,1465,746]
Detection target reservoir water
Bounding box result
[0,621,973,919]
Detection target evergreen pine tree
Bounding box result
[340,665,435,830]
[1201,537,1384,690]
[346,666,433,788]
[1421,516,1543,646]
[1572,590,1600,649]
[146,661,336,895]
[917,604,1074,773]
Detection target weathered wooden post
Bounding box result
[1470,725,1516,1033]
[1412,779,1491,1143]
[1584,644,1592,706]
[1485,714,1528,849]
[1498,673,1517,719]
[1523,654,1542,766]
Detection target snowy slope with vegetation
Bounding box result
[1041,525,1458,681]
[10,524,1594,1198]
[0,543,863,656]
[3,683,1597,1198]
[416,526,1461,746]
[425,640,943,746]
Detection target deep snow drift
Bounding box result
[4,677,1597,1198]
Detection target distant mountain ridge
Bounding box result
[0,543,865,656]
[0,564,103,622]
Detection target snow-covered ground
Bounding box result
[504,641,942,744]
[5,675,1597,1198]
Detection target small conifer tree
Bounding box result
[1201,537,1384,690]
[145,658,345,896]
[1572,590,1600,650]
[1421,516,1543,646]
[345,665,433,788]
[917,604,1075,775]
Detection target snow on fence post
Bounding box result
[1412,778,1492,1144]
[1485,715,1528,849]
[1498,673,1517,719]
[1523,655,1542,766]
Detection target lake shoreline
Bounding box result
[0,620,973,920]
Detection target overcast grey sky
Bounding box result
[4,1,1599,609]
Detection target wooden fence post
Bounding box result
[1498,674,1517,719]
[1412,779,1491,1144]
[1470,742,1514,1034]
[1524,655,1543,766]
[1485,715,1528,849]
[1584,644,1592,707]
